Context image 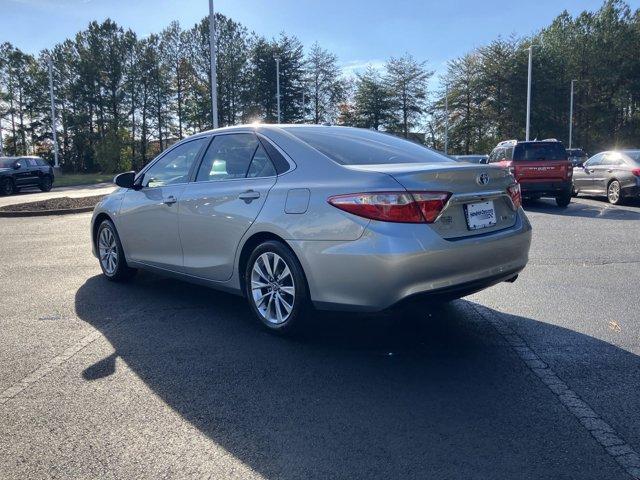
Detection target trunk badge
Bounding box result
[477,172,490,185]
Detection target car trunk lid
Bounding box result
[345,162,518,239]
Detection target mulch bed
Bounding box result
[0,195,105,213]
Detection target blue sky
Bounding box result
[2,0,638,81]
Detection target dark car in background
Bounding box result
[566,148,588,166]
[572,150,640,204]
[453,154,489,164]
[0,156,54,196]
[488,139,573,207]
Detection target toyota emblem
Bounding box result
[477,172,490,185]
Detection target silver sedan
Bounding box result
[572,150,640,204]
[91,125,532,333]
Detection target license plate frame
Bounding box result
[464,200,497,231]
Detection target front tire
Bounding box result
[244,240,310,334]
[39,175,53,192]
[0,177,14,196]
[97,219,137,282]
[607,180,623,205]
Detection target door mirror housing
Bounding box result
[114,171,136,189]
[13,162,21,170]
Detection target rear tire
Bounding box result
[97,219,137,282]
[0,177,14,196]
[556,189,572,207]
[39,175,53,192]
[244,240,310,334]
[607,180,623,205]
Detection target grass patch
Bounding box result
[55,173,114,187]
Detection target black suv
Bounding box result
[0,156,55,196]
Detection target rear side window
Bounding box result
[513,142,567,161]
[285,128,452,165]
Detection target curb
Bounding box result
[0,206,95,218]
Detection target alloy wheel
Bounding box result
[250,252,295,325]
[608,181,620,204]
[98,226,118,275]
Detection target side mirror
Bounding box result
[479,158,488,164]
[13,162,21,170]
[114,171,136,189]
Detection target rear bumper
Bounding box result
[290,210,532,312]
[520,180,571,197]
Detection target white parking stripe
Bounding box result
[472,303,640,479]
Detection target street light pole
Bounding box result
[444,83,449,155]
[275,56,281,123]
[569,79,576,149]
[48,57,59,169]
[208,0,219,129]
[525,45,533,141]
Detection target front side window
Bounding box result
[196,134,274,182]
[143,138,206,188]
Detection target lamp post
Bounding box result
[525,45,533,141]
[48,57,59,169]
[274,56,281,123]
[569,79,577,149]
[208,0,218,129]
[0,116,4,156]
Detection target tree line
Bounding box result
[0,0,638,173]
[429,0,640,155]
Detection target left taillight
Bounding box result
[632,168,640,177]
[327,191,451,223]
[507,183,522,210]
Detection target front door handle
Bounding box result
[607,169,613,173]
[163,195,177,205]
[238,190,260,202]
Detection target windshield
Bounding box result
[285,127,453,165]
[513,142,567,161]
[0,158,16,168]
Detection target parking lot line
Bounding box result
[472,304,640,479]
[0,308,138,406]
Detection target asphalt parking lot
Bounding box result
[1,196,639,479]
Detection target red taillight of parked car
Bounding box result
[507,183,522,210]
[328,191,451,223]
[632,168,640,177]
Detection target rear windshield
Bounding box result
[513,142,567,161]
[285,128,453,165]
[624,151,640,163]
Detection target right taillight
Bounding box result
[632,168,640,177]
[328,191,451,223]
[507,183,522,210]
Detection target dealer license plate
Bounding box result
[464,201,497,230]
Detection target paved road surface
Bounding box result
[0,196,639,479]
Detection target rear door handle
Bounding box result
[607,169,613,173]
[163,195,177,205]
[238,190,260,201]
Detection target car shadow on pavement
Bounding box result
[523,197,640,220]
[74,272,638,479]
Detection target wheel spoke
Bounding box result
[274,296,284,323]
[277,265,291,282]
[278,294,293,313]
[255,290,272,305]
[280,286,295,296]
[253,262,270,282]
[251,281,269,290]
[261,253,274,278]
